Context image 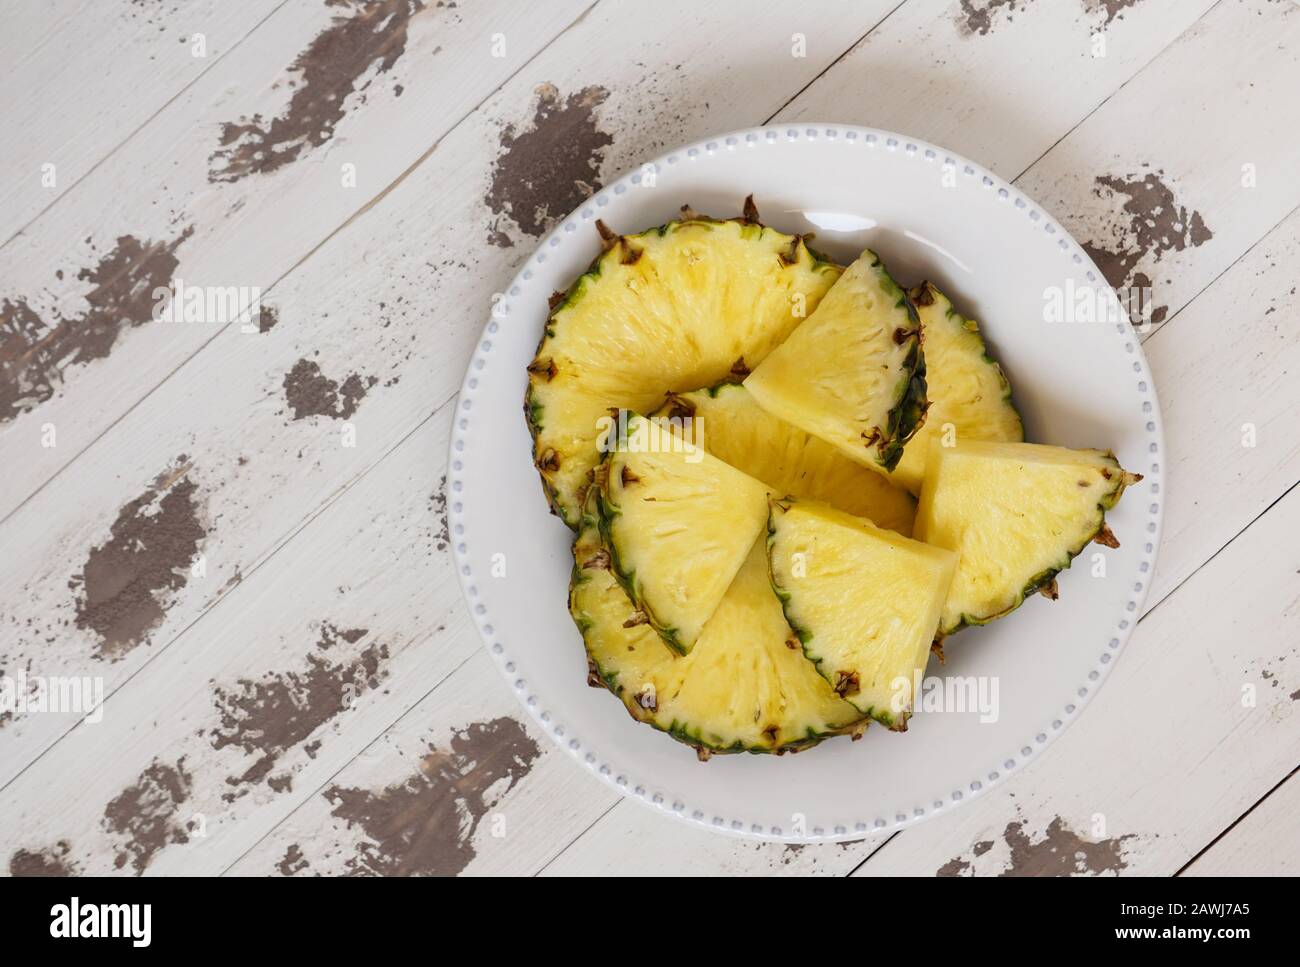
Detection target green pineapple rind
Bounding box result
[568,499,863,757]
[523,257,607,529]
[868,256,928,471]
[938,454,1141,637]
[526,207,841,530]
[765,499,906,731]
[593,413,690,656]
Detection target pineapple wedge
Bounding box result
[887,282,1024,494]
[744,249,927,473]
[527,203,841,528]
[598,413,770,654]
[915,440,1143,636]
[571,510,864,757]
[652,383,916,536]
[767,499,956,727]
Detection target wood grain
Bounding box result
[226,650,616,877]
[0,409,488,874]
[0,0,593,520]
[0,0,283,242]
[1,0,1296,877]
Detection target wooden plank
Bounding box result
[0,0,906,789]
[5,0,1296,877]
[0,0,593,520]
[0,405,617,876]
[224,651,616,877]
[527,0,1300,875]
[1181,771,1300,877]
[541,801,884,876]
[0,0,283,242]
[1140,208,1300,607]
[1015,0,1300,338]
[0,407,518,875]
[778,0,1218,180]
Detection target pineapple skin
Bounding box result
[525,207,841,529]
[884,314,929,473]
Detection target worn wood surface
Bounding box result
[1,0,1296,877]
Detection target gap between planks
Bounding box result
[1173,762,1300,876]
[758,0,910,125]
[1005,0,1229,186]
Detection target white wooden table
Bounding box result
[2,0,1297,877]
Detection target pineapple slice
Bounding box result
[651,383,916,536]
[527,203,841,528]
[571,508,864,757]
[915,440,1143,636]
[598,413,770,654]
[744,249,927,474]
[887,282,1023,495]
[767,499,956,727]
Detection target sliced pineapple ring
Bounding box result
[914,440,1143,636]
[570,508,864,757]
[767,499,956,727]
[527,206,842,528]
[598,413,771,654]
[887,282,1023,494]
[744,249,927,473]
[651,383,916,536]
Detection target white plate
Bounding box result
[449,124,1163,843]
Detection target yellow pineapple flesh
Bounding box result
[527,208,841,527]
[767,498,956,727]
[914,440,1142,636]
[744,249,927,473]
[598,414,771,654]
[571,506,864,756]
[651,383,916,536]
